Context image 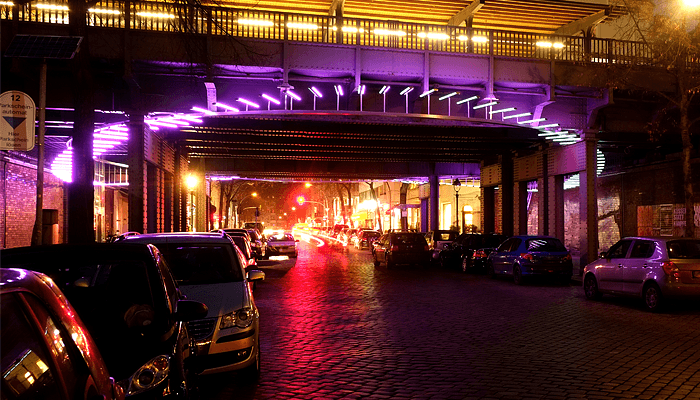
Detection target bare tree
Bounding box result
[608,0,699,237]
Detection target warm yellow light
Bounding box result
[186,175,198,190]
[305,182,312,188]
[252,192,257,197]
[684,0,700,8]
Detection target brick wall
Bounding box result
[1,154,65,249]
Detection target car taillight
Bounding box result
[520,253,534,261]
[562,254,572,262]
[474,249,487,258]
[391,245,399,251]
[662,262,680,278]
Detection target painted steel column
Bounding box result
[482,186,495,234]
[420,198,429,233]
[429,175,439,231]
[127,113,145,234]
[579,131,599,275]
[501,155,514,236]
[174,146,186,232]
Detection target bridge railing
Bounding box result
[0,0,672,67]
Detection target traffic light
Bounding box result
[296,195,306,206]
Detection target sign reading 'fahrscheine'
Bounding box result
[0,91,36,151]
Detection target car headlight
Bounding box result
[120,355,170,396]
[220,308,254,329]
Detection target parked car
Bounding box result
[487,236,573,285]
[1,268,125,400]
[354,230,381,250]
[583,237,700,312]
[0,243,208,399]
[118,232,265,377]
[339,228,359,247]
[425,230,459,260]
[266,232,299,258]
[373,232,431,269]
[229,234,257,268]
[332,224,349,238]
[438,233,507,271]
[246,229,267,259]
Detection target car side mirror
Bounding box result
[247,270,265,282]
[173,300,208,321]
[599,251,607,259]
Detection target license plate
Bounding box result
[693,271,700,278]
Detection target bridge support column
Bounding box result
[174,146,186,232]
[482,186,495,234]
[501,155,514,236]
[579,131,599,275]
[429,175,439,231]
[128,112,146,234]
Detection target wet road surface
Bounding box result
[198,237,700,399]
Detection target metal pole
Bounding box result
[31,60,47,245]
[190,191,194,231]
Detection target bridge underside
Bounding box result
[171,110,543,180]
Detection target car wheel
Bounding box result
[513,265,523,285]
[461,257,469,273]
[487,263,496,279]
[583,274,602,300]
[643,282,663,312]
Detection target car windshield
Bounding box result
[484,236,507,247]
[268,233,294,242]
[667,240,700,259]
[392,234,426,245]
[157,244,244,284]
[526,238,567,252]
[230,237,251,256]
[365,232,380,238]
[436,232,458,241]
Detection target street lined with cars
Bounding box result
[3,232,700,399]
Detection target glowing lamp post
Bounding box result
[419,88,437,114]
[379,85,390,112]
[439,91,457,116]
[400,87,414,113]
[452,178,461,233]
[456,95,478,118]
[186,174,198,231]
[262,93,280,110]
[334,85,344,110]
[308,86,322,110]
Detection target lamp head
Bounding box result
[186,175,198,190]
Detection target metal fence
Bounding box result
[0,0,664,66]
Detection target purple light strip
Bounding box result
[309,87,323,98]
[237,98,260,108]
[192,106,215,115]
[334,85,344,96]
[287,91,301,101]
[215,102,240,112]
[262,94,281,105]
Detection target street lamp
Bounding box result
[452,178,461,233]
[234,191,257,228]
[186,174,198,231]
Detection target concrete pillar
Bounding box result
[420,198,429,232]
[548,175,565,241]
[174,146,186,232]
[147,164,157,233]
[127,113,145,234]
[482,187,495,234]
[579,131,599,274]
[501,155,514,236]
[429,175,439,231]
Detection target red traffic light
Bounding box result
[296,195,306,206]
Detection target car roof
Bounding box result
[620,236,700,242]
[121,231,233,244]
[1,243,158,262]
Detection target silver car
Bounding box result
[583,237,700,312]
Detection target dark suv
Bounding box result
[0,243,208,399]
[372,232,431,269]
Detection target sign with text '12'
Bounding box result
[0,91,36,151]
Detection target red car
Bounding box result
[1,268,125,400]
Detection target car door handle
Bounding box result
[618,264,623,268]
[643,264,648,268]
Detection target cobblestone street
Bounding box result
[199,239,700,400]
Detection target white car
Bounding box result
[121,232,265,376]
[583,236,700,312]
[266,232,298,258]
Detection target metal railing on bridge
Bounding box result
[0,1,674,67]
